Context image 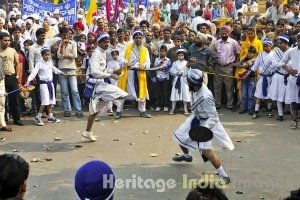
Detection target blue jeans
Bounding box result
[58,74,82,114]
[242,78,255,111]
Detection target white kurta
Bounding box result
[106,59,124,85]
[169,60,191,102]
[279,47,300,104]
[173,84,234,151]
[251,51,275,99]
[27,59,62,105]
[269,47,288,102]
[88,47,128,114]
[126,44,151,101]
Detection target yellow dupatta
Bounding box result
[118,43,148,99]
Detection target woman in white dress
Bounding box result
[169,49,191,115]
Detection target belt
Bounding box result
[259,73,273,77]
[5,74,16,77]
[39,80,54,100]
[275,71,287,76]
[276,71,289,85]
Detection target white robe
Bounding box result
[88,47,128,114]
[169,60,191,102]
[173,84,234,151]
[27,60,62,105]
[279,47,300,104]
[125,44,151,101]
[269,47,288,102]
[251,51,275,99]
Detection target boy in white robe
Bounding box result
[244,38,275,119]
[26,47,63,126]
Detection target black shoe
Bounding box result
[228,107,237,112]
[276,116,284,121]
[140,112,151,118]
[13,120,24,126]
[239,109,247,114]
[114,112,121,119]
[172,153,193,162]
[64,112,71,117]
[267,110,273,118]
[76,113,84,118]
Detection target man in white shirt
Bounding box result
[190,10,205,32]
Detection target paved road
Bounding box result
[0,108,299,200]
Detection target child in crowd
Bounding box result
[169,48,190,115]
[26,47,64,126]
[75,56,86,106]
[154,45,172,112]
[81,45,95,107]
[106,49,125,114]
[77,34,87,57]
[244,39,275,119]
[212,3,221,20]
[236,46,257,114]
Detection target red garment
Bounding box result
[204,10,212,21]
[18,53,26,86]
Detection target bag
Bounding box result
[83,78,97,98]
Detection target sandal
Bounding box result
[0,126,12,132]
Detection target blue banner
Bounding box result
[22,0,77,24]
[124,0,149,8]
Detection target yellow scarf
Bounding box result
[118,43,147,99]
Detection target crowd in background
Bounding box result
[0,0,299,133]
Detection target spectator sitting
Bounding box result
[0,154,30,200]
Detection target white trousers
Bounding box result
[0,79,6,127]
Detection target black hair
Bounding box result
[170,12,179,21]
[23,39,33,46]
[111,50,119,56]
[0,32,10,40]
[248,46,257,54]
[197,23,209,31]
[11,26,21,33]
[284,188,300,200]
[35,28,46,37]
[276,18,286,26]
[117,28,125,34]
[10,41,21,52]
[59,27,69,35]
[186,183,228,200]
[139,20,150,28]
[108,30,116,36]
[160,44,168,52]
[0,154,29,199]
[266,19,275,26]
[195,10,203,17]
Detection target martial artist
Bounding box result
[172,69,234,184]
[82,34,128,141]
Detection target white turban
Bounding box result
[16,19,25,28]
[25,19,33,25]
[187,69,204,86]
[195,33,207,44]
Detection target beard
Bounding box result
[195,42,202,47]
[221,36,228,41]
